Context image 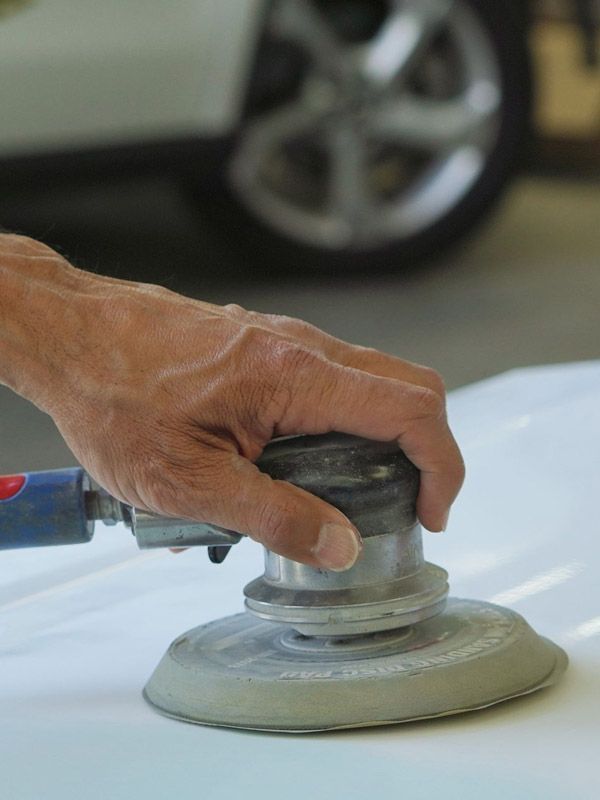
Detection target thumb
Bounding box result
[188,452,363,571]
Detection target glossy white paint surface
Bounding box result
[1,362,599,799]
[0,0,263,154]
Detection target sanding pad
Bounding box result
[143,598,567,732]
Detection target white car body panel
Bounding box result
[0,0,265,156]
[1,362,599,799]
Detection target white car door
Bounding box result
[0,0,264,156]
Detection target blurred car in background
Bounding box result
[0,0,533,270]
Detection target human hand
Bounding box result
[1,235,464,571]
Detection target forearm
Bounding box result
[0,234,93,410]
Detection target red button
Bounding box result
[0,474,26,500]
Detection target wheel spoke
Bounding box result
[244,101,324,155]
[369,89,499,152]
[327,120,372,238]
[269,0,348,80]
[230,101,327,191]
[360,0,455,88]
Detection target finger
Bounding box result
[279,357,464,532]
[154,452,363,571]
[253,313,445,394]
[333,345,446,395]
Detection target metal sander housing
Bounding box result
[244,435,448,636]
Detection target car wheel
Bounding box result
[210,0,532,271]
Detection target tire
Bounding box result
[203,0,532,272]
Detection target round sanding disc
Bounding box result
[143,598,567,732]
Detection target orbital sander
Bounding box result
[144,433,568,732]
[1,434,567,732]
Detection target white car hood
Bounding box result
[1,361,599,800]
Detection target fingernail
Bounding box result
[313,523,362,571]
[440,511,450,532]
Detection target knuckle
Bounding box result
[343,345,377,369]
[282,316,318,339]
[263,312,294,328]
[273,340,319,377]
[223,302,248,319]
[265,313,308,331]
[268,315,330,352]
[356,345,379,359]
[224,303,265,329]
[451,450,467,487]
[258,340,332,429]
[420,367,446,398]
[254,497,295,551]
[413,386,445,419]
[265,314,323,348]
[231,325,275,372]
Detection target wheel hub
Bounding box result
[228,0,503,250]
